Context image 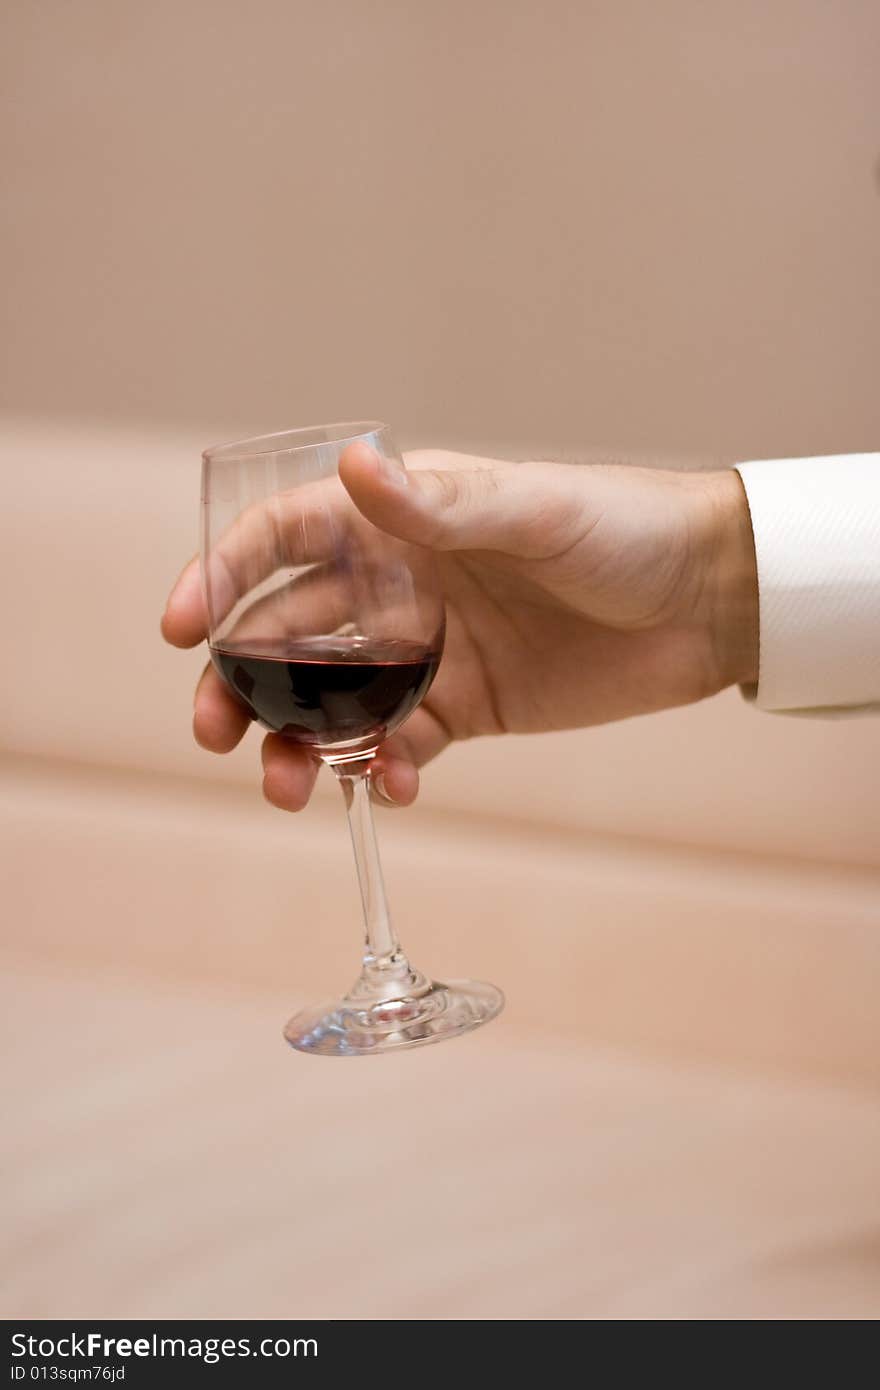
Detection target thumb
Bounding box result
[338,442,572,558]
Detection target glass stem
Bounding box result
[335,764,416,994]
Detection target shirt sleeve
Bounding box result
[733,453,880,715]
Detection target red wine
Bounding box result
[210,635,440,749]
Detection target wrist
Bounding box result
[700,470,759,690]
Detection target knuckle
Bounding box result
[477,468,504,501]
[414,470,465,542]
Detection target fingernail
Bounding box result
[372,772,397,805]
[376,451,408,488]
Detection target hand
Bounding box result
[162,447,758,811]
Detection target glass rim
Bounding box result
[202,420,388,465]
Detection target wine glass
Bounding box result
[201,421,504,1055]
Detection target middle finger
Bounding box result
[193,661,252,753]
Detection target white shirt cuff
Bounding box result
[733,454,880,714]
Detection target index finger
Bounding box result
[161,453,446,652]
[162,555,207,648]
[164,476,364,651]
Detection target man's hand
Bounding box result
[162,447,758,811]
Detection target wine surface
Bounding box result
[210,635,440,748]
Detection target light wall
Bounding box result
[3,0,880,459]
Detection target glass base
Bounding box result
[283,977,504,1056]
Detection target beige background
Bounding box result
[2,1,879,1320]
[3,0,880,458]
